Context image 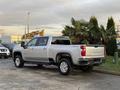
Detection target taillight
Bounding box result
[81,45,86,56]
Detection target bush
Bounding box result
[118,50,120,57]
[0,40,2,43]
[106,38,117,56]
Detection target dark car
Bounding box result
[2,43,16,57]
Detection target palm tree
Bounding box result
[62,18,89,44]
[62,17,108,45]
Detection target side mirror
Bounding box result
[21,41,25,48]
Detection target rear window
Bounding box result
[51,37,70,45]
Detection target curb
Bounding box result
[94,69,120,76]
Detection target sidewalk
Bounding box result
[94,67,120,76]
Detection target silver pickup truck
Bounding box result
[13,36,105,75]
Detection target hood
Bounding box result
[0,46,8,50]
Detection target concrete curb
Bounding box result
[94,69,120,76]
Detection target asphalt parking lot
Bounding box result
[0,58,120,90]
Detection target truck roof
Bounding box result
[34,35,69,39]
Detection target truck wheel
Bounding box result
[58,58,72,75]
[14,55,24,68]
[80,66,93,72]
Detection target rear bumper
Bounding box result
[78,58,103,66]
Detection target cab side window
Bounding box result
[27,38,37,47]
[36,37,48,46]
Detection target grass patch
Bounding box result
[96,56,120,72]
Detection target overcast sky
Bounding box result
[0,0,120,35]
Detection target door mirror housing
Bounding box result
[21,41,25,48]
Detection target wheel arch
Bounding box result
[56,52,73,64]
[13,51,22,59]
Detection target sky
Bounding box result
[0,0,120,35]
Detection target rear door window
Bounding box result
[36,37,48,46]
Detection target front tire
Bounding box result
[58,58,72,75]
[14,55,24,68]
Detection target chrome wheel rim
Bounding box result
[15,58,20,66]
[60,61,68,73]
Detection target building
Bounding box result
[11,35,22,43]
[0,35,22,43]
[22,30,44,40]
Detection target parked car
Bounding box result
[2,43,16,57]
[13,36,105,75]
[0,44,10,58]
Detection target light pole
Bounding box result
[24,26,27,41]
[27,12,30,34]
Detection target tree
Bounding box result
[88,16,102,44]
[99,25,107,44]
[106,17,116,39]
[62,18,89,44]
[106,17,117,56]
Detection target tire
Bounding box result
[14,55,24,68]
[58,58,72,75]
[80,66,93,72]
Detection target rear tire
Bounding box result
[80,66,93,72]
[58,58,72,75]
[14,55,24,68]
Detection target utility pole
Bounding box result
[24,26,27,41]
[27,12,30,34]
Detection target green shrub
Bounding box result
[106,38,117,56]
[118,50,120,57]
[0,40,2,43]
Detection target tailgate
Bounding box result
[85,45,105,58]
